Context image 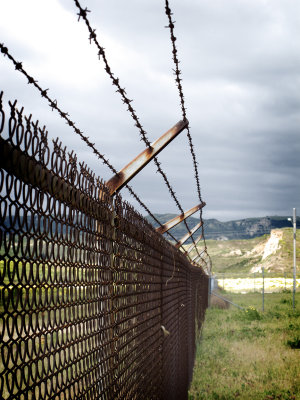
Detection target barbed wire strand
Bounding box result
[164,0,210,267]
[0,43,195,260]
[72,0,205,265]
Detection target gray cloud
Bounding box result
[0,0,299,222]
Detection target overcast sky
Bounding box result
[0,0,299,221]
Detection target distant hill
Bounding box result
[199,228,300,274]
[2,214,299,243]
[146,214,300,242]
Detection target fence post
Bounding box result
[253,273,256,292]
[262,267,265,312]
[208,274,211,307]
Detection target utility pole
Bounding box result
[293,208,297,309]
[288,208,297,309]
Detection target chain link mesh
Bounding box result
[0,96,208,399]
[0,43,199,263]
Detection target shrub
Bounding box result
[286,336,300,349]
[243,306,261,321]
[281,297,297,306]
[281,288,291,294]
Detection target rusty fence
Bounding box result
[1,0,211,268]
[0,98,208,399]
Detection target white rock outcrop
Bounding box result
[250,229,283,273]
[262,229,283,260]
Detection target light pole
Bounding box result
[288,208,297,309]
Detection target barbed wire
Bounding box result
[73,1,185,209]
[164,0,202,200]
[164,0,210,266]
[75,3,151,148]
[72,0,206,264]
[0,43,118,174]
[0,43,194,259]
[1,2,207,266]
[125,185,183,247]
[0,46,160,235]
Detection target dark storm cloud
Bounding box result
[0,0,299,221]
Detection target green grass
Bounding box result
[189,292,300,400]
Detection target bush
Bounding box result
[280,297,297,306]
[281,288,291,294]
[242,306,261,321]
[286,336,300,349]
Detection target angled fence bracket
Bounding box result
[187,233,203,254]
[175,221,203,249]
[105,119,188,195]
[156,202,205,234]
[192,249,205,262]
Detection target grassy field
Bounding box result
[189,291,300,400]
[206,235,267,273]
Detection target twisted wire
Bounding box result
[73,1,184,210]
[72,0,203,263]
[74,2,151,148]
[0,44,191,255]
[164,0,210,267]
[0,43,117,174]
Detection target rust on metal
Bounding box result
[192,249,205,262]
[187,233,203,254]
[0,137,111,213]
[175,221,203,249]
[105,119,188,195]
[156,202,206,234]
[0,96,209,400]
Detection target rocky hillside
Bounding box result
[193,228,299,274]
[146,214,300,242]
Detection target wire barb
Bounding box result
[72,0,203,264]
[0,2,210,268]
[77,7,90,22]
[0,48,179,245]
[164,0,210,269]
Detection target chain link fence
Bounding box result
[0,96,208,400]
